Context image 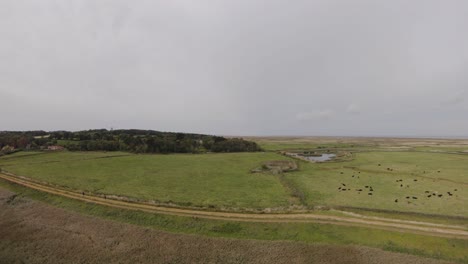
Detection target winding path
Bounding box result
[0,172,467,240]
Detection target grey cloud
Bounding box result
[346,104,361,114]
[296,110,335,121]
[1,0,468,137]
[441,91,466,106]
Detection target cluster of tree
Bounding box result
[0,129,261,154]
[0,131,47,149]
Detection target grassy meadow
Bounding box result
[0,151,292,209]
[0,140,467,217]
[285,151,468,217]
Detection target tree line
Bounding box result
[0,129,261,154]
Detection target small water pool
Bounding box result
[302,153,336,162]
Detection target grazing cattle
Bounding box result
[438,171,440,173]
[378,164,381,166]
[357,189,363,191]
[424,191,430,193]
[406,196,410,199]
[413,179,417,182]
[412,196,417,199]
[338,187,342,190]
[340,172,344,174]
[342,183,346,186]
[352,175,354,178]
[454,189,457,191]
[400,184,403,187]
[427,195,431,197]
[438,194,443,197]
[358,172,361,174]
[369,188,374,192]
[394,199,398,203]
[365,186,369,188]
[368,193,373,195]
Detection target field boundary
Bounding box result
[1,172,467,240]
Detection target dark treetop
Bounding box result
[0,129,261,154]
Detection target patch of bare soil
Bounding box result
[252,160,298,174]
[0,187,455,264]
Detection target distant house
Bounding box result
[47,145,65,151]
[34,134,50,139]
[1,145,15,152]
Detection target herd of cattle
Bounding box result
[337,166,459,204]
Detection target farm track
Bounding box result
[0,172,467,240]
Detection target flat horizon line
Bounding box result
[227,135,468,140]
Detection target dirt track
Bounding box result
[0,187,456,264]
[0,172,467,240]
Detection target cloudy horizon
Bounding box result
[1,0,467,137]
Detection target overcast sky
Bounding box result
[1,0,467,137]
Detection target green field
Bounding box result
[0,146,467,217]
[1,140,468,263]
[286,151,468,217]
[0,151,292,209]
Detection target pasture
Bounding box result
[0,151,292,209]
[0,139,467,217]
[285,151,468,217]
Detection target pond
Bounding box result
[302,153,336,162]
